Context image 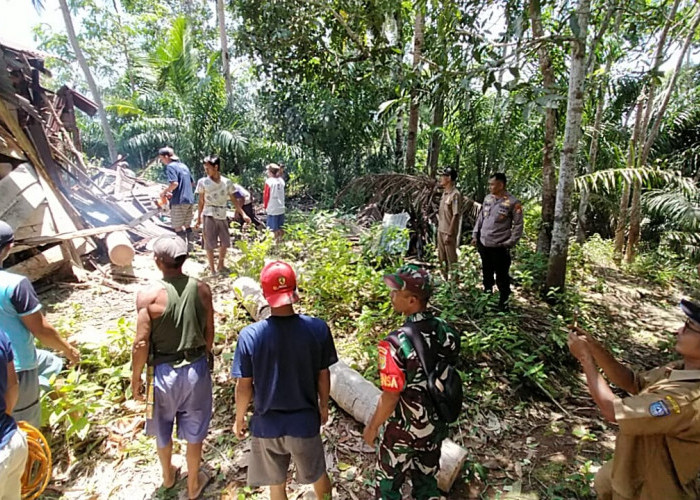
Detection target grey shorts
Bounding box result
[14,368,40,427]
[171,203,194,230]
[202,216,231,250]
[248,434,326,487]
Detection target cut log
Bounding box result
[232,277,468,492]
[329,361,468,493]
[106,230,135,266]
[232,277,271,321]
[7,245,66,282]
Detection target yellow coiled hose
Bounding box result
[18,421,51,500]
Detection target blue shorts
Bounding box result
[267,214,285,231]
[145,356,212,448]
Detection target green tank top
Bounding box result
[150,275,206,358]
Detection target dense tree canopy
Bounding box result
[31,0,700,290]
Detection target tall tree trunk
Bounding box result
[544,0,591,293]
[426,90,445,177]
[624,178,642,263]
[395,111,404,170]
[404,9,424,173]
[624,0,688,261]
[576,73,607,243]
[393,9,405,171]
[613,98,645,260]
[111,0,134,94]
[216,0,233,100]
[530,0,557,255]
[577,6,621,243]
[59,0,117,162]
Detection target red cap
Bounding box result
[260,261,300,308]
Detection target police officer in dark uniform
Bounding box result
[471,173,523,310]
[568,299,700,499]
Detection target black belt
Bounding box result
[150,346,206,366]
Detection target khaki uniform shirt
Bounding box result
[438,187,461,235]
[472,192,523,248]
[610,363,700,499]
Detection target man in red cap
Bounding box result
[231,261,338,500]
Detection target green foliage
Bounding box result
[42,317,134,442]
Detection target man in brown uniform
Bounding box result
[437,167,462,279]
[568,299,700,500]
[131,236,215,499]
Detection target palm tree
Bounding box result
[58,0,118,162]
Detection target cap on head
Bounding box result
[158,146,175,157]
[441,167,457,181]
[260,261,300,308]
[0,220,14,247]
[383,264,432,301]
[266,163,281,175]
[152,236,188,265]
[681,299,700,326]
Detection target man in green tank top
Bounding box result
[131,236,215,499]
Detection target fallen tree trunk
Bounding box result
[329,361,468,493]
[233,277,468,492]
[106,231,135,267]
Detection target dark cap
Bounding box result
[158,147,174,157]
[681,299,700,325]
[441,167,457,181]
[0,220,14,247]
[383,264,432,300]
[152,236,188,264]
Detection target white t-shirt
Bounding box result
[265,177,285,215]
[233,183,252,205]
[196,176,234,219]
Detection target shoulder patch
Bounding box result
[378,340,405,393]
[514,202,522,213]
[665,395,681,414]
[649,399,671,417]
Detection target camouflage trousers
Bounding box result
[375,425,442,500]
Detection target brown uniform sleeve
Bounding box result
[615,385,700,436]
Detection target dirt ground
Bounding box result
[35,244,690,500]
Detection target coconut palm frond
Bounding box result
[663,231,700,261]
[575,167,697,196]
[643,189,700,228]
[213,129,248,154]
[106,99,145,117]
[336,173,480,225]
[151,17,198,98]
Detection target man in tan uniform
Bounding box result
[437,167,462,279]
[568,299,700,500]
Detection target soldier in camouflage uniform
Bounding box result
[471,173,523,311]
[363,265,460,500]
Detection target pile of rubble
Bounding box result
[0,39,171,283]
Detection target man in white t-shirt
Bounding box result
[195,156,250,274]
[263,163,286,243]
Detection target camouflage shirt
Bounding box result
[378,311,460,448]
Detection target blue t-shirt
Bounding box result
[0,270,41,371]
[0,330,18,449]
[231,314,338,438]
[165,161,194,205]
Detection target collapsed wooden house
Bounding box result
[0,39,171,282]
